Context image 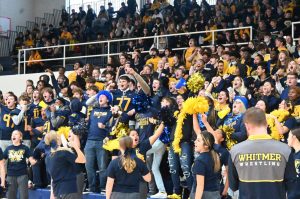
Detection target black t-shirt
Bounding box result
[192,152,220,192]
[4,144,31,176]
[46,150,77,196]
[135,139,152,161]
[107,156,149,193]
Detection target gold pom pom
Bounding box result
[220,125,237,150]
[57,126,71,139]
[270,109,290,123]
[103,123,129,151]
[172,97,209,154]
[187,73,205,93]
[266,114,284,141]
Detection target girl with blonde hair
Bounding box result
[106,136,151,199]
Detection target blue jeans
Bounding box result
[168,142,193,194]
[84,140,108,192]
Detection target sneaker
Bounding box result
[167,193,181,199]
[151,192,167,198]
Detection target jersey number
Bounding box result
[116,97,131,111]
[3,114,14,128]
[33,108,40,119]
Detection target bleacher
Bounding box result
[29,189,104,199]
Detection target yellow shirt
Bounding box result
[184,47,195,70]
[95,82,105,91]
[60,31,72,41]
[24,39,34,47]
[226,65,237,75]
[146,56,161,71]
[278,46,288,52]
[203,25,217,42]
[68,71,77,84]
[28,52,42,66]
[264,54,271,62]
[142,16,152,24]
[168,57,174,67]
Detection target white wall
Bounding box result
[0,0,65,30]
[0,71,71,96]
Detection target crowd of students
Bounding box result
[1,29,300,198]
[2,0,300,198]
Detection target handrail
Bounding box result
[292,21,300,41]
[18,26,252,74]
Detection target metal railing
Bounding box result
[18,26,252,74]
[292,21,300,41]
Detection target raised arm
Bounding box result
[193,114,201,135]
[129,68,150,95]
[149,122,165,145]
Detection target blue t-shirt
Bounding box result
[3,144,31,176]
[46,150,77,196]
[192,152,220,192]
[0,105,15,140]
[107,156,149,193]
[88,106,112,141]
[112,89,136,112]
[27,103,41,120]
[288,151,300,199]
[10,108,31,140]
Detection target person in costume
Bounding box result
[85,90,113,192]
[106,136,151,199]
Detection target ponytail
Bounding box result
[210,150,221,173]
[201,131,221,173]
[121,152,136,173]
[119,136,137,173]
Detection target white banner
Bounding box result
[0,16,11,37]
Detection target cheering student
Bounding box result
[191,131,221,199]
[106,136,151,199]
[287,128,300,199]
[46,131,86,199]
[3,130,36,199]
[129,121,165,199]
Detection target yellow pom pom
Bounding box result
[103,123,129,152]
[172,97,209,154]
[266,114,284,141]
[187,73,205,93]
[220,125,237,150]
[103,139,120,151]
[270,109,290,123]
[57,126,71,139]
